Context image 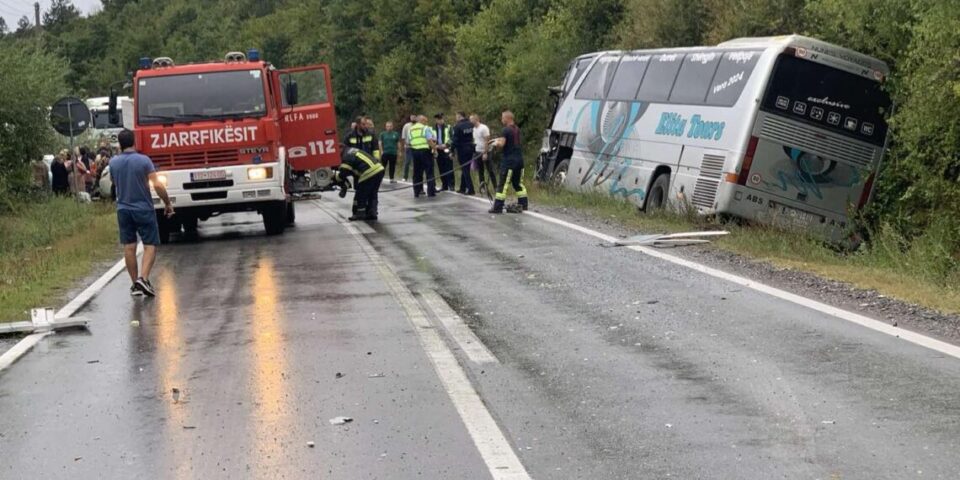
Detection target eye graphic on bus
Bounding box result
[784,146,837,183]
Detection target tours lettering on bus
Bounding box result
[655,112,725,141]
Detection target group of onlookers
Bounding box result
[44,139,118,198]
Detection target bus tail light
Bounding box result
[857,173,876,210]
[736,136,760,185]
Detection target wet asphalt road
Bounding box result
[1,189,960,479]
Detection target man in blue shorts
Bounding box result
[109,129,174,297]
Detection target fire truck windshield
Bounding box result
[138,70,268,125]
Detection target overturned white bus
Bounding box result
[535,35,892,241]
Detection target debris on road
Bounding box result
[329,416,354,426]
[822,420,836,425]
[307,441,315,448]
[182,425,197,430]
[130,320,140,327]
[368,373,385,378]
[86,360,99,364]
[335,372,345,379]
[172,388,181,403]
[600,231,729,248]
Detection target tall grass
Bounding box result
[0,197,119,322]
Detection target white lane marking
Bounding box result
[316,202,530,480]
[0,332,52,373]
[455,194,960,360]
[0,245,141,373]
[420,289,499,365]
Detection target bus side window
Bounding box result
[705,51,762,107]
[669,52,721,104]
[635,53,684,103]
[607,53,651,101]
[575,54,622,100]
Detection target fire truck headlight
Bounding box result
[151,174,168,188]
[247,167,270,180]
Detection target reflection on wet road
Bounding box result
[1,193,960,479]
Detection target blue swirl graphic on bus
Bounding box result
[768,147,861,199]
[569,99,649,200]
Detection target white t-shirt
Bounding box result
[401,122,414,145]
[473,123,490,153]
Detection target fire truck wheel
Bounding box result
[263,201,287,236]
[157,214,173,244]
[181,216,198,234]
[286,201,296,226]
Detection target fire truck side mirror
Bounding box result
[285,80,299,106]
[108,89,119,125]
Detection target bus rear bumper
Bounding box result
[717,184,853,243]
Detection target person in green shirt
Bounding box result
[379,121,401,183]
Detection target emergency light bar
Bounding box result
[138,57,151,69]
[248,48,260,61]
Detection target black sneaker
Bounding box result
[130,284,144,297]
[136,278,156,297]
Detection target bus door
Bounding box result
[276,65,339,171]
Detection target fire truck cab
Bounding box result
[118,49,339,242]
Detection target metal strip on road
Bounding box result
[0,245,140,373]
[315,201,531,480]
[420,289,500,365]
[455,193,960,361]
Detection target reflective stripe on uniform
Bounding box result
[355,150,385,182]
[496,169,513,201]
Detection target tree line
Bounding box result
[1,0,957,273]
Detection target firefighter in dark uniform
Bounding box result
[452,111,475,195]
[488,111,528,214]
[345,116,378,157]
[434,113,455,191]
[334,146,385,221]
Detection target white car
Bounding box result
[98,165,115,200]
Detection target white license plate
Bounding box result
[191,170,226,181]
[777,205,820,225]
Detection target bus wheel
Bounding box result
[646,173,670,211]
[550,159,569,187]
[263,201,287,236]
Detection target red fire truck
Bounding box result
[111,49,339,242]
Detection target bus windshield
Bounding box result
[138,70,267,125]
[761,54,891,146]
[91,110,122,129]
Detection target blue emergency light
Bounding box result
[248,48,260,61]
[138,57,152,69]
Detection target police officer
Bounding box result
[409,115,437,198]
[452,111,475,195]
[433,113,454,191]
[488,111,528,214]
[334,145,385,221]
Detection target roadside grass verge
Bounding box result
[0,197,119,323]
[529,184,960,314]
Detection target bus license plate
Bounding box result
[778,205,820,226]
[191,170,226,181]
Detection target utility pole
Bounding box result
[34,2,40,28]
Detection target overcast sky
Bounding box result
[0,0,101,30]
